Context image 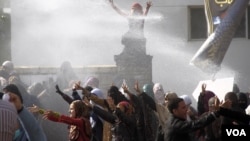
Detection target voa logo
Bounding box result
[226,129,246,136]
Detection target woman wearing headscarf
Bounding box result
[85,99,136,141]
[75,84,129,141]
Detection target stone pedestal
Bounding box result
[114,34,153,92]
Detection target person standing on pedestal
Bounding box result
[109,0,152,55]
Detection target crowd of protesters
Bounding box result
[2,0,250,140]
[1,60,250,141]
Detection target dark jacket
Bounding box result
[164,112,218,141]
[128,92,158,141]
[219,107,250,125]
[90,112,103,141]
[92,106,136,141]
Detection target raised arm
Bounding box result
[109,0,128,17]
[144,1,152,16]
[55,85,74,104]
[74,82,107,108]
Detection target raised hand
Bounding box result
[55,84,63,95]
[219,99,232,109]
[200,83,207,95]
[144,1,152,16]
[83,97,92,108]
[74,81,83,90]
[106,97,116,111]
[43,110,60,120]
[43,110,52,120]
[122,82,130,94]
[27,104,40,113]
[146,1,152,9]
[74,81,90,96]
[134,80,141,94]
[201,83,206,93]
[214,96,232,111]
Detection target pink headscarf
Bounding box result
[131,2,142,11]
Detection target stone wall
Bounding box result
[16,63,153,94]
[16,65,116,92]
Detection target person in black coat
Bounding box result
[85,99,136,141]
[122,81,158,141]
[219,107,250,125]
[164,97,221,141]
